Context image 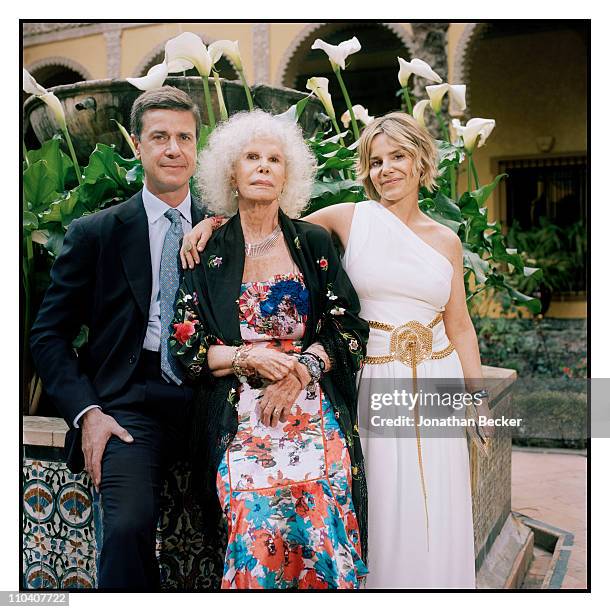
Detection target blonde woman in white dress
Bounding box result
[181,112,493,588]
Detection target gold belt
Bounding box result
[363,313,455,551]
[364,312,455,367]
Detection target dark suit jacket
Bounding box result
[30,190,205,471]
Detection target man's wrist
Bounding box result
[81,406,103,425]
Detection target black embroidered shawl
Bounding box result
[169,209,369,559]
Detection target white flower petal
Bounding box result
[448,84,467,112]
[40,93,66,130]
[126,62,169,91]
[462,118,496,152]
[167,58,194,73]
[165,32,213,77]
[209,39,242,71]
[311,36,361,70]
[341,104,374,128]
[425,83,449,113]
[397,57,442,87]
[306,77,335,119]
[412,99,431,128]
[23,69,47,96]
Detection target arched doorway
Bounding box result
[284,23,412,119]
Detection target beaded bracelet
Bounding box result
[232,344,254,382]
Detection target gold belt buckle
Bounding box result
[389,320,433,368]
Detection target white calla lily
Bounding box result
[306,77,336,120]
[311,36,361,70]
[40,92,67,130]
[341,104,373,128]
[126,62,169,91]
[412,100,431,129]
[23,69,48,96]
[209,39,243,71]
[22,68,81,182]
[397,57,442,87]
[164,32,219,77]
[455,118,496,152]
[426,83,467,113]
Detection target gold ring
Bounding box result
[183,241,192,251]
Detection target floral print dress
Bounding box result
[216,272,366,589]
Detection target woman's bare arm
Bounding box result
[443,234,493,437]
[302,202,356,251]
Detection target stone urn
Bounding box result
[23,77,324,161]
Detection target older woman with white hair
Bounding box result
[169,110,368,589]
[182,111,495,589]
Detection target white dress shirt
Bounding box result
[73,186,193,427]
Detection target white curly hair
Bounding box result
[196,110,317,218]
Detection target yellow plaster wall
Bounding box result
[269,23,310,86]
[457,28,587,222]
[120,23,254,82]
[23,35,107,80]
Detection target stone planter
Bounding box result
[23,77,324,161]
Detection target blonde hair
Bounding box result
[196,110,316,218]
[356,112,438,200]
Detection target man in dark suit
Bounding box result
[30,86,205,590]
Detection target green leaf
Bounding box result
[41,189,88,228]
[433,192,462,221]
[312,179,361,198]
[23,211,38,232]
[463,246,489,284]
[470,173,507,207]
[425,209,462,234]
[42,225,66,257]
[23,161,60,212]
[197,124,213,151]
[83,144,130,187]
[436,140,463,167]
[25,137,72,192]
[505,287,541,314]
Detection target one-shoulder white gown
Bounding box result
[342,200,476,589]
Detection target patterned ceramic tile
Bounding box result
[23,455,225,590]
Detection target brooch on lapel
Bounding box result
[208,255,223,268]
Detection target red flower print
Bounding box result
[301,568,329,589]
[252,530,285,571]
[318,257,328,271]
[172,320,197,344]
[283,406,317,441]
[283,548,305,582]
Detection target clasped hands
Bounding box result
[240,345,318,428]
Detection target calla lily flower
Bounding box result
[164,32,221,77]
[22,69,67,130]
[341,104,373,128]
[209,39,243,71]
[126,62,169,91]
[22,68,81,182]
[426,83,467,113]
[40,93,67,130]
[454,117,496,152]
[23,69,48,96]
[412,100,431,129]
[397,57,442,87]
[306,77,336,120]
[311,36,361,70]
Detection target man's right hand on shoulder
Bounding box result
[81,408,133,493]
